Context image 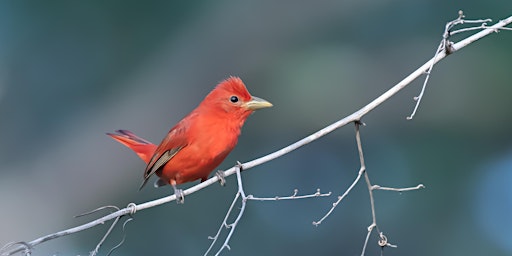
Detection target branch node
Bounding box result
[378,232,388,247]
[235,161,244,171]
[444,40,455,55]
[358,167,366,175]
[367,223,376,232]
[378,232,397,248]
[127,203,137,215]
[354,120,366,127]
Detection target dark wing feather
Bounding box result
[139,146,183,190]
[139,122,190,190]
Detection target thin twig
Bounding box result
[214,166,247,256]
[74,205,123,256]
[90,216,121,256]
[204,187,241,256]
[205,163,247,256]
[106,218,133,256]
[205,166,331,255]
[372,184,425,192]
[312,166,365,226]
[356,121,386,255]
[311,121,367,227]
[361,223,375,256]
[246,189,331,201]
[406,39,442,120]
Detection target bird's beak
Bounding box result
[243,96,273,110]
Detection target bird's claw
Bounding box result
[216,170,226,186]
[174,188,185,204]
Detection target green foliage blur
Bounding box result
[1,1,512,255]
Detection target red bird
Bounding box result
[108,77,272,202]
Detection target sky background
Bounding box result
[1,1,512,256]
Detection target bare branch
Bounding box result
[408,10,512,120]
[314,120,423,255]
[312,122,367,227]
[213,165,247,256]
[246,189,331,201]
[205,163,332,255]
[204,184,242,256]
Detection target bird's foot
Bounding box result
[172,186,185,204]
[215,170,226,186]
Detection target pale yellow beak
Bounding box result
[243,96,273,110]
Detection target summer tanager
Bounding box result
[108,77,272,202]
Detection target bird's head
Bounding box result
[201,76,273,119]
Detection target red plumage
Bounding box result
[108,77,272,201]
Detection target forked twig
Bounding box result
[205,164,331,256]
[208,165,247,255]
[407,10,511,120]
[313,122,423,255]
[106,218,133,256]
[75,205,123,256]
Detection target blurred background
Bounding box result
[1,1,512,255]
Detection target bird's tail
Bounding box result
[107,130,157,164]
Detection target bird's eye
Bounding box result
[230,96,239,103]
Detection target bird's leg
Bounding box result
[153,178,167,188]
[215,170,226,186]
[170,180,184,204]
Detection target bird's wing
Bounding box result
[139,125,189,190]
